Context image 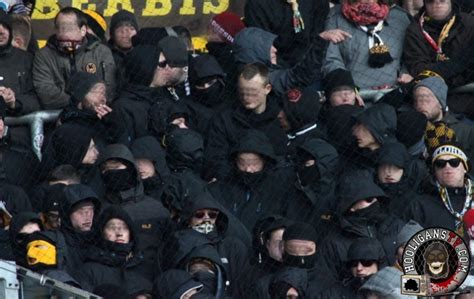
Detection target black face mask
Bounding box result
[194,81,225,108]
[238,170,266,188]
[192,271,217,294]
[102,169,136,192]
[283,252,317,269]
[142,176,163,192]
[348,201,382,222]
[297,164,321,186]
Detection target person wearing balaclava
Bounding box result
[209,129,291,231]
[285,138,339,232]
[8,211,42,263]
[99,143,172,280]
[77,206,153,297]
[318,170,405,283]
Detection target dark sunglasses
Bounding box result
[434,158,462,169]
[348,260,377,267]
[193,210,219,220]
[157,60,168,68]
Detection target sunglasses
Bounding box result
[434,158,462,169]
[193,210,219,220]
[348,260,377,267]
[157,60,169,68]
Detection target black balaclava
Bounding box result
[295,149,321,187]
[102,161,137,192]
[191,54,226,108]
[282,222,318,269]
[193,78,225,108]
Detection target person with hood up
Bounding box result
[108,10,138,67]
[252,222,334,298]
[175,191,250,298]
[154,269,207,299]
[350,103,398,172]
[323,0,412,90]
[323,68,363,107]
[77,206,153,298]
[8,211,42,263]
[393,220,423,271]
[131,135,170,199]
[209,129,291,231]
[285,138,339,231]
[232,27,326,96]
[375,142,426,218]
[58,183,101,275]
[60,71,127,147]
[32,7,116,109]
[406,143,474,233]
[41,123,104,197]
[205,63,287,180]
[318,170,405,282]
[99,143,172,278]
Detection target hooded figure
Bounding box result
[99,143,171,278]
[9,211,43,265]
[190,54,227,109]
[233,27,326,96]
[108,9,138,67]
[154,269,205,299]
[319,170,405,282]
[286,138,339,230]
[77,206,153,297]
[59,183,101,274]
[209,129,291,231]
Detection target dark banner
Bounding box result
[31,0,245,46]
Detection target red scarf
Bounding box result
[342,1,390,26]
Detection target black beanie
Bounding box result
[323,69,356,99]
[124,44,161,86]
[66,72,103,106]
[283,222,318,244]
[396,109,428,148]
[284,88,322,130]
[346,238,386,263]
[110,10,138,38]
[158,36,188,68]
[51,124,94,168]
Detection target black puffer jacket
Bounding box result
[209,129,292,231]
[78,206,153,297]
[251,267,309,299]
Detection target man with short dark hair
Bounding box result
[33,7,116,109]
[205,63,287,180]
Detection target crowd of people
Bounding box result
[0,0,474,298]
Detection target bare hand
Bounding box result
[0,87,16,109]
[397,73,414,84]
[319,29,352,44]
[95,104,112,119]
[355,93,365,107]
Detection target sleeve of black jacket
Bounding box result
[204,112,233,180]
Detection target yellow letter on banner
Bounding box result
[143,0,172,16]
[31,0,60,20]
[72,0,96,11]
[104,0,135,17]
[203,0,229,14]
[179,0,196,15]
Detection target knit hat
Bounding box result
[395,220,423,250]
[66,71,103,106]
[158,36,188,68]
[124,44,161,86]
[414,76,448,111]
[83,9,107,42]
[283,222,317,244]
[110,9,138,37]
[396,109,428,148]
[377,142,409,169]
[323,68,357,100]
[284,88,322,130]
[432,143,469,171]
[424,121,456,156]
[209,12,245,44]
[346,238,386,263]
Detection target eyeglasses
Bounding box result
[157,60,168,68]
[193,210,219,220]
[434,158,462,169]
[348,260,377,267]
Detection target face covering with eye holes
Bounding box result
[102,169,137,191]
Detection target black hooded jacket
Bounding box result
[78,206,153,296]
[209,129,292,231]
[251,267,309,299]
[285,138,339,232]
[155,269,204,299]
[205,97,287,180]
[9,212,43,264]
[100,144,172,276]
[318,170,405,282]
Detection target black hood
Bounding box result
[346,238,386,263]
[377,142,409,170]
[355,104,397,146]
[59,184,101,232]
[155,269,203,299]
[131,27,169,47]
[178,191,229,234]
[123,44,161,86]
[270,267,308,298]
[99,143,137,172]
[233,27,276,67]
[252,215,290,260]
[9,212,43,258]
[325,104,363,152]
[50,124,94,168]
[25,230,68,271]
[163,128,204,171]
[231,129,277,164]
[96,206,139,251]
[297,138,339,185]
[337,170,386,215]
[284,88,322,131]
[190,54,226,83]
[131,136,170,179]
[148,100,191,137]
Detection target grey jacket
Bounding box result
[33,34,116,109]
[323,5,411,89]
